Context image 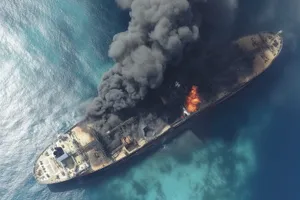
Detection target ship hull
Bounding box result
[42,78,258,185]
[34,31,283,184]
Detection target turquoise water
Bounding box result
[1,0,300,200]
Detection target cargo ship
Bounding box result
[34,31,283,184]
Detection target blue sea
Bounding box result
[1,0,300,200]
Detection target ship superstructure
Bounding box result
[34,31,283,184]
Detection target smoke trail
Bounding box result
[87,0,300,120]
[87,0,199,118]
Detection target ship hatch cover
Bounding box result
[53,147,64,158]
[143,126,153,137]
[140,124,154,137]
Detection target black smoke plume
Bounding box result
[87,0,199,119]
[86,0,300,133]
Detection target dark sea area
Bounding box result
[1,0,300,200]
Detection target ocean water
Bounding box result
[1,0,300,200]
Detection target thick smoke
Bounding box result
[86,0,300,132]
[87,0,199,118]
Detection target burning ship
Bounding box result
[34,31,283,184]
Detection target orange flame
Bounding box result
[185,86,201,113]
